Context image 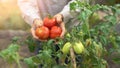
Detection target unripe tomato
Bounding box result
[85,38,92,46]
[62,42,72,54]
[73,41,85,54]
[43,16,57,28]
[35,26,49,40]
[50,26,62,39]
[93,41,103,57]
[66,33,71,38]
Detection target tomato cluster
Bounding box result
[35,16,62,40]
[62,41,85,54]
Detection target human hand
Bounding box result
[60,22,66,39]
[54,14,63,24]
[31,19,47,41]
[54,14,66,39]
[32,19,43,29]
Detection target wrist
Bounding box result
[60,14,64,21]
[33,18,41,24]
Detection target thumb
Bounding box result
[31,28,39,39]
[54,14,63,24]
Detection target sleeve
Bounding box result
[59,0,77,23]
[18,0,41,26]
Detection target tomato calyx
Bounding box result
[47,14,53,19]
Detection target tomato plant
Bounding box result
[50,26,62,39]
[35,26,49,40]
[0,37,21,68]
[43,16,57,29]
[1,0,120,68]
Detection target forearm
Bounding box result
[18,0,41,26]
[59,0,76,23]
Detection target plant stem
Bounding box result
[9,63,13,68]
[85,18,91,38]
[70,47,77,68]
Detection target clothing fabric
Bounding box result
[18,0,76,26]
[18,0,90,31]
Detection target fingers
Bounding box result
[31,14,65,41]
[31,28,39,39]
[31,27,48,41]
[54,14,63,24]
[60,29,66,39]
[54,14,65,39]
[32,19,43,29]
[60,32,64,39]
[60,22,66,39]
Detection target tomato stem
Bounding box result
[70,47,77,68]
[47,14,52,19]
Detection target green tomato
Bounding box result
[85,38,92,46]
[93,41,103,57]
[73,41,85,54]
[62,42,72,54]
[66,33,71,38]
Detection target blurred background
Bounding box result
[0,0,120,30]
[0,0,30,30]
[0,1,31,68]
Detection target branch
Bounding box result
[70,47,77,68]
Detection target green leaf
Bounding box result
[47,39,54,46]
[24,58,37,68]
[91,4,101,11]
[104,15,117,25]
[0,44,21,68]
[112,57,120,64]
[25,36,36,52]
[32,56,41,64]
[99,35,107,45]
[12,36,20,43]
[78,9,92,21]
[70,2,76,11]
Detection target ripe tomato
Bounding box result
[43,16,57,28]
[35,26,49,40]
[50,26,62,39]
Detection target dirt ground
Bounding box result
[0,30,120,68]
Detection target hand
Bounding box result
[54,14,65,39]
[54,14,63,24]
[31,19,47,41]
[32,19,43,29]
[60,22,66,39]
[31,28,47,41]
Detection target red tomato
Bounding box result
[43,17,57,28]
[35,26,49,40]
[50,26,62,39]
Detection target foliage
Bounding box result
[67,0,120,68]
[0,0,120,68]
[0,43,21,68]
